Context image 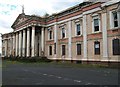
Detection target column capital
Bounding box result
[32,26,35,30]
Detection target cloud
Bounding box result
[0,0,83,33]
[0,0,84,53]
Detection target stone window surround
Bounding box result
[92,14,101,33]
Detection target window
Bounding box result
[54,43,56,54]
[62,45,65,55]
[62,28,65,38]
[113,11,118,27]
[112,39,120,55]
[77,44,81,55]
[94,18,99,32]
[76,24,81,35]
[49,31,52,40]
[94,41,100,55]
[110,11,120,29]
[49,46,52,55]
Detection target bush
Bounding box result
[2,56,52,63]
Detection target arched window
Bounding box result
[94,41,100,55]
[112,38,120,55]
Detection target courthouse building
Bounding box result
[2,0,120,63]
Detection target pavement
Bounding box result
[2,61,119,85]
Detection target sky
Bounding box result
[0,0,84,54]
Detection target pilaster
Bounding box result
[102,12,108,60]
[83,15,87,60]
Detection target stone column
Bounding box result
[16,32,19,56]
[19,31,22,57]
[13,34,15,56]
[22,30,26,57]
[54,23,58,58]
[31,26,35,57]
[102,12,108,60]
[27,28,30,57]
[41,27,44,55]
[83,15,87,60]
[68,21,72,59]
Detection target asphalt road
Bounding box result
[2,62,119,85]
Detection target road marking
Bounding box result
[74,80,81,83]
[43,74,47,76]
[22,69,83,84]
[56,76,62,79]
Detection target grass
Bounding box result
[2,59,119,69]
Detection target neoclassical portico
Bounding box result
[13,26,45,57]
[11,13,45,57]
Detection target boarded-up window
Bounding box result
[94,41,100,55]
[113,39,120,55]
[62,45,65,55]
[77,44,81,55]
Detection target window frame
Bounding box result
[61,45,66,56]
[92,15,101,33]
[112,11,120,28]
[112,38,120,55]
[49,45,52,55]
[94,41,100,55]
[76,43,81,55]
[48,30,53,40]
[110,10,120,29]
[61,27,66,39]
[75,22,82,36]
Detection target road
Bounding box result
[2,61,119,85]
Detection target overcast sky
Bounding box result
[0,0,84,54]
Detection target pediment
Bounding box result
[11,13,29,29]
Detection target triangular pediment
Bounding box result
[11,13,29,29]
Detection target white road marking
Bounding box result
[74,80,81,83]
[43,74,47,76]
[22,69,83,84]
[56,76,62,79]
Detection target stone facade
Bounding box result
[2,1,120,63]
